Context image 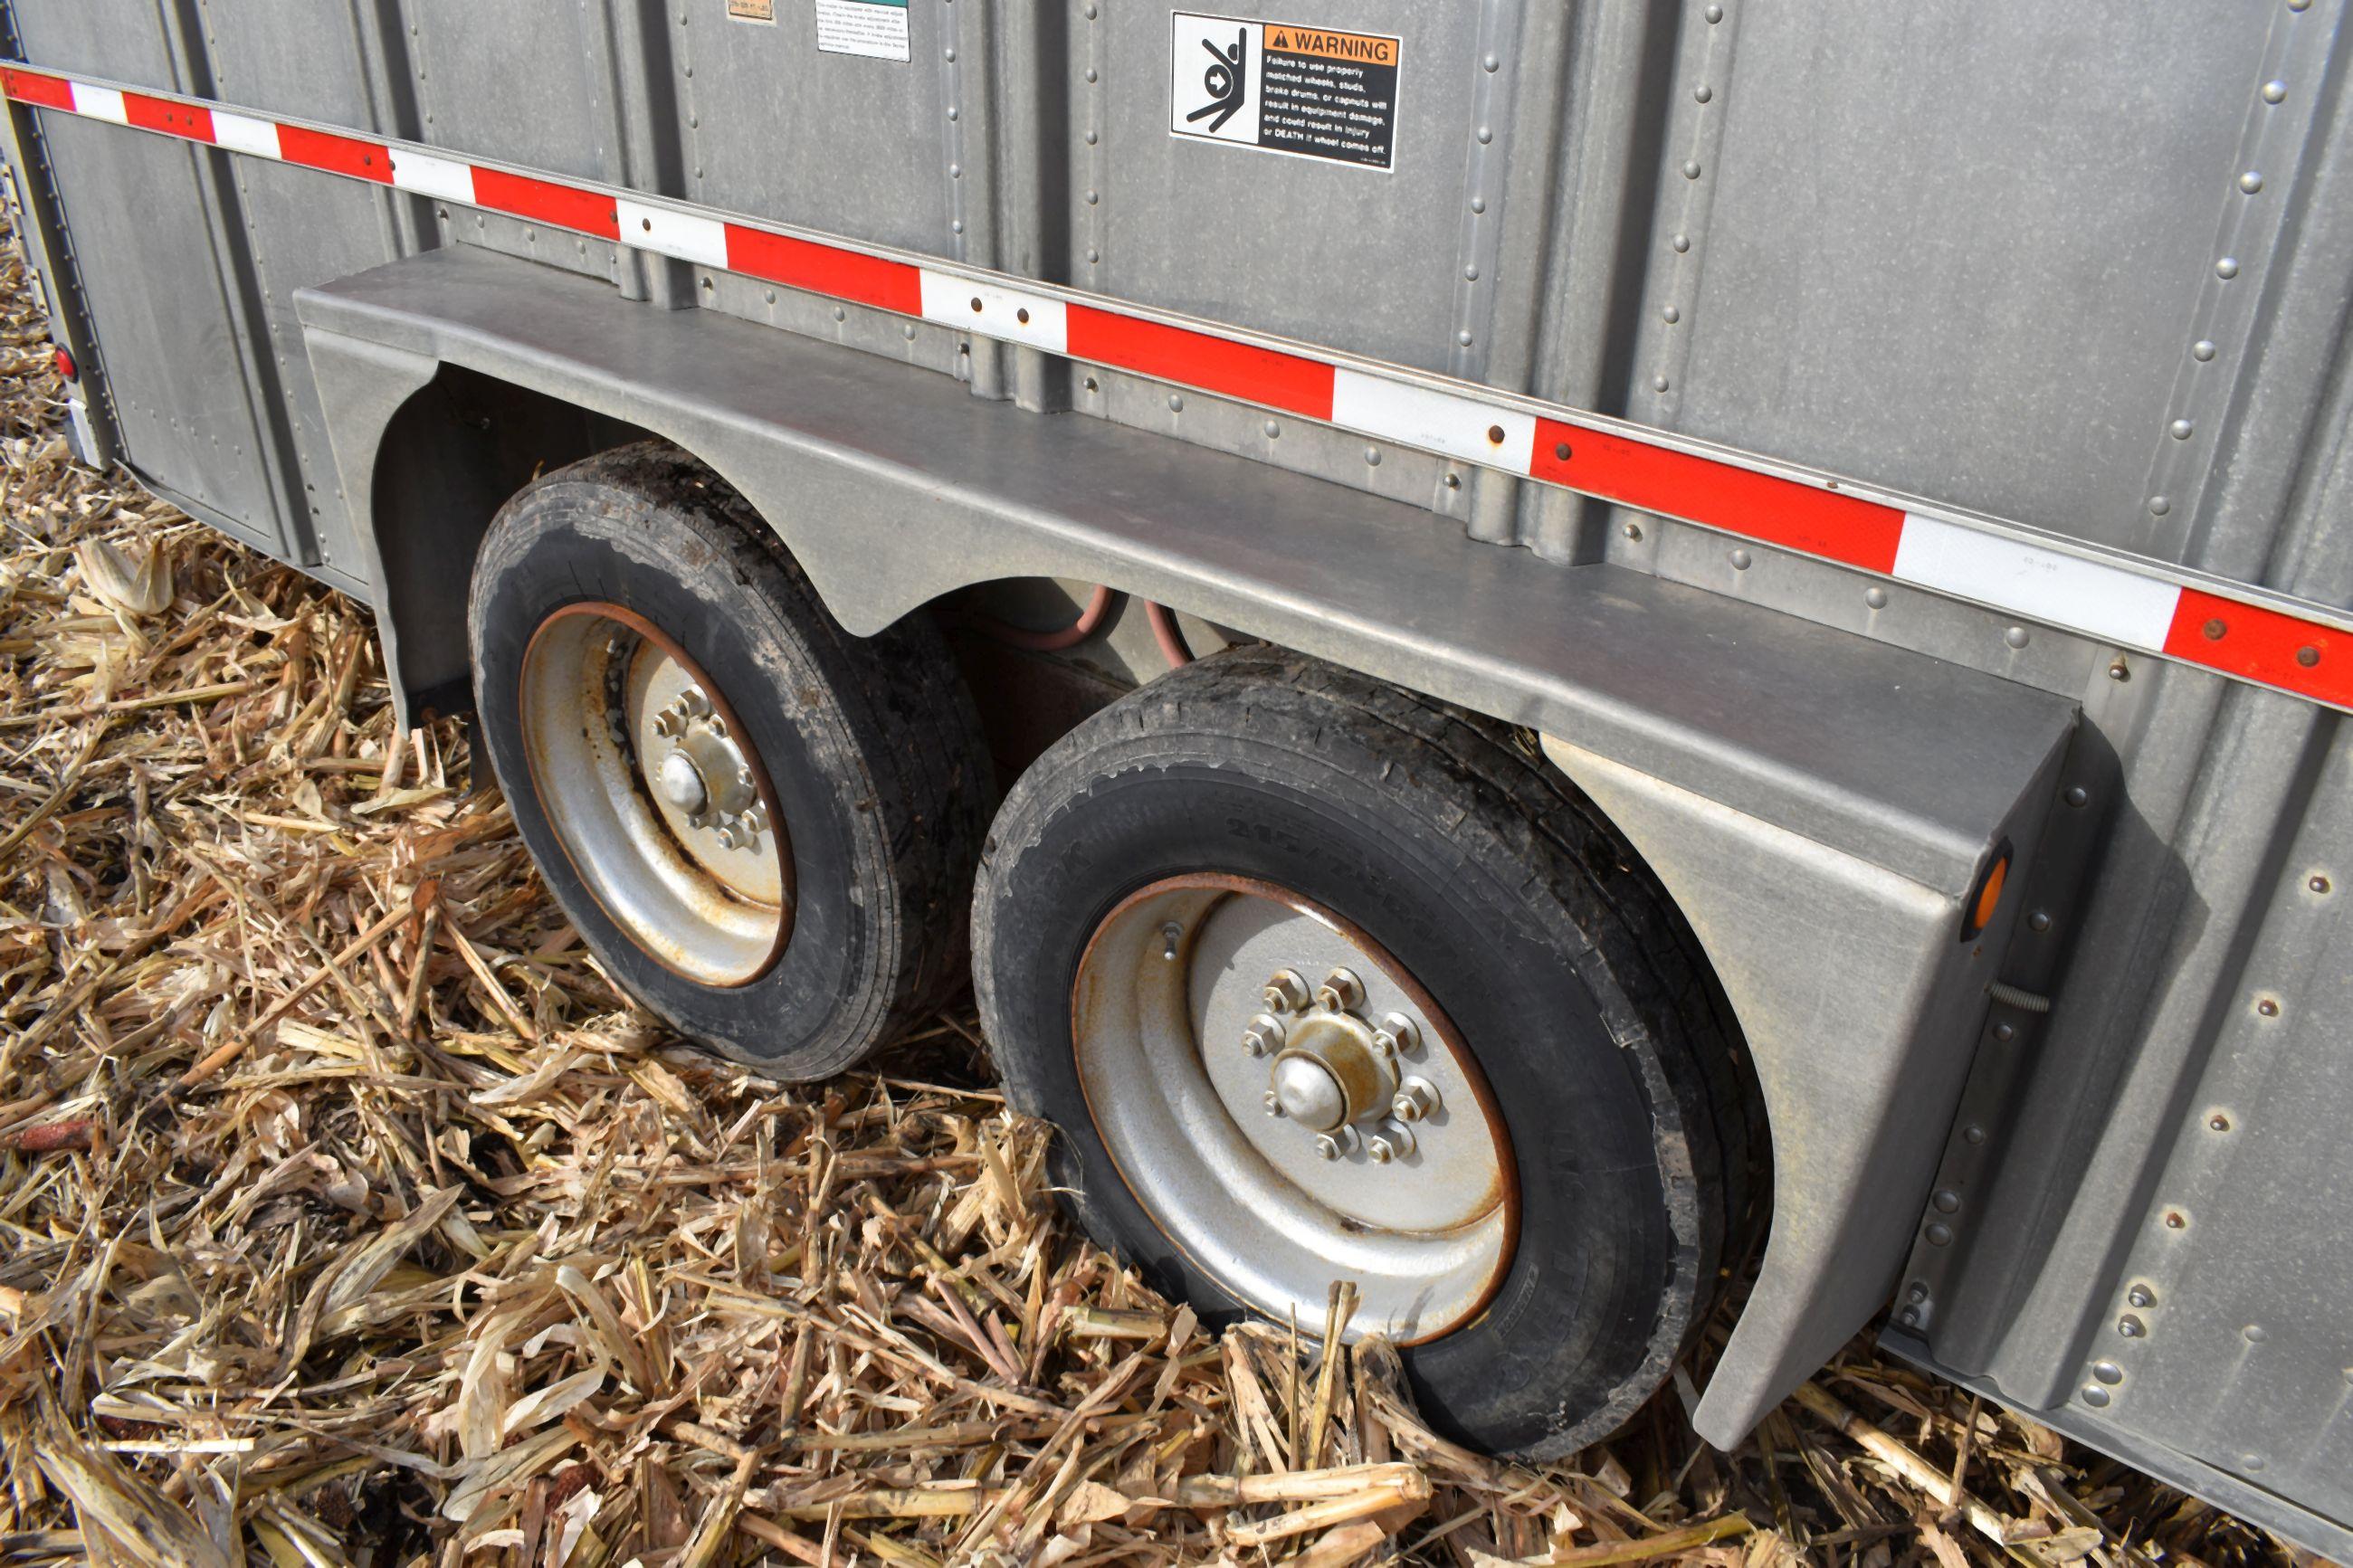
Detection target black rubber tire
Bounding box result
[469,442,989,1079]
[973,649,1751,1458]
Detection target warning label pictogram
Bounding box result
[1169,12,1400,171]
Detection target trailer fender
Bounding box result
[1540,732,2069,1443]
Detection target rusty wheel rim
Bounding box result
[1072,874,1518,1344]
[519,602,793,987]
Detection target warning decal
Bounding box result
[1169,12,1399,171]
[814,0,909,61]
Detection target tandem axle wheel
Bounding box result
[976,648,1755,1459]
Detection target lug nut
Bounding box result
[1312,1126,1360,1161]
[1262,970,1311,1012]
[1315,967,1365,1012]
[1391,1076,1439,1122]
[1367,1118,1416,1164]
[1241,1013,1285,1059]
[1373,1013,1421,1056]
[1262,1090,1283,1117]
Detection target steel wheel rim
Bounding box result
[1072,874,1517,1344]
[518,602,792,987]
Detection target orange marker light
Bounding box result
[1965,843,2013,939]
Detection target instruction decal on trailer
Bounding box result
[814,0,908,61]
[727,0,776,22]
[1169,13,1398,170]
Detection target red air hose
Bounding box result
[958,584,1194,668]
[961,584,1119,651]
[1145,601,1195,668]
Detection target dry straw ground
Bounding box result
[0,230,2323,1568]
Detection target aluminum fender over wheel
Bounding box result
[469,443,989,1078]
[975,650,1760,1459]
[1538,733,2068,1447]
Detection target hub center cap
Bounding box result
[655,750,709,813]
[1253,968,1444,1163]
[1269,1050,1349,1130]
[1267,1011,1396,1134]
[648,683,770,850]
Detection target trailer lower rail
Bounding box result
[1879,1330,2353,1564]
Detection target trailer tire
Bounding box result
[469,442,988,1079]
[974,649,1748,1458]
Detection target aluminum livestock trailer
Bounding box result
[4,0,2349,1553]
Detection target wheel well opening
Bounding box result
[368,365,653,719]
[936,584,1777,1312]
[929,577,1250,786]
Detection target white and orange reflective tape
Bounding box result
[7,62,2350,714]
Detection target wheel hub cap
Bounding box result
[1266,1010,1396,1134]
[517,603,792,987]
[655,749,709,813]
[1269,1050,1348,1130]
[650,686,769,849]
[1071,875,1516,1344]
